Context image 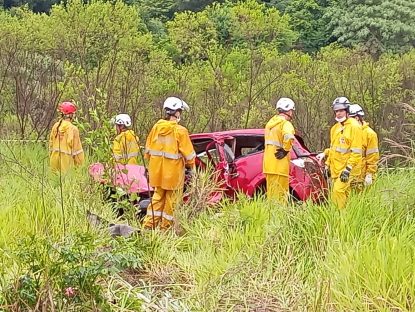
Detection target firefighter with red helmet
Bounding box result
[49,101,84,173]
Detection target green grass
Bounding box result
[1,143,415,311]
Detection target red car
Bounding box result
[89,129,327,215]
[190,129,327,202]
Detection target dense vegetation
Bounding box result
[0,0,414,152]
[1,0,415,310]
[1,142,414,310]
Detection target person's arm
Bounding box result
[365,130,380,176]
[178,128,196,169]
[71,126,84,166]
[346,124,363,170]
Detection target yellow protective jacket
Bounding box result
[325,118,363,178]
[362,122,380,177]
[49,119,84,173]
[112,130,140,165]
[145,119,196,190]
[263,115,295,177]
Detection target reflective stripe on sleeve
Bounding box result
[283,134,295,140]
[366,148,379,155]
[185,151,196,161]
[335,147,349,154]
[265,140,283,147]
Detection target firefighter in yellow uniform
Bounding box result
[143,97,196,230]
[317,97,363,209]
[263,97,296,204]
[348,104,380,186]
[112,114,140,165]
[49,102,84,173]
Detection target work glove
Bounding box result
[364,174,373,186]
[275,148,289,160]
[340,166,352,183]
[316,152,325,162]
[323,165,331,179]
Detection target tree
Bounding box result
[326,0,415,56]
[132,0,176,21]
[175,0,219,12]
[262,0,331,52]
[3,0,59,13]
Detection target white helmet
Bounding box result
[113,114,132,127]
[276,97,295,112]
[332,97,350,111]
[163,97,190,113]
[348,104,365,117]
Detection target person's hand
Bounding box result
[275,148,289,160]
[340,166,352,183]
[323,165,331,179]
[316,152,325,162]
[364,174,373,186]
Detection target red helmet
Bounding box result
[58,101,77,115]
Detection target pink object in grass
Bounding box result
[64,287,76,298]
[88,163,152,194]
[113,164,151,194]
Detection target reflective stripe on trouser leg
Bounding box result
[265,173,289,204]
[160,189,182,230]
[331,177,351,209]
[143,188,166,229]
[143,188,182,230]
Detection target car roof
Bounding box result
[190,129,264,139]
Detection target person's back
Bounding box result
[113,129,139,165]
[146,119,194,190]
[112,114,139,165]
[143,97,195,230]
[49,102,84,173]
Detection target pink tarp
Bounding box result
[89,163,152,194]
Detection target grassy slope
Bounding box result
[1,143,415,311]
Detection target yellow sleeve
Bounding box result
[365,130,380,175]
[144,127,154,160]
[49,123,56,153]
[282,121,295,151]
[178,127,196,168]
[347,124,362,169]
[71,126,84,166]
[112,134,123,161]
[324,126,334,167]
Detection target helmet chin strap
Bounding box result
[279,111,292,120]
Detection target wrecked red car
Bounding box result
[89,129,327,214]
[191,129,327,202]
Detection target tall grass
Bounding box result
[135,171,415,311]
[1,142,415,311]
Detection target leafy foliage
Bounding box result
[326,0,415,56]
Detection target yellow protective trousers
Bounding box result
[331,177,361,209]
[143,187,182,230]
[265,173,289,204]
